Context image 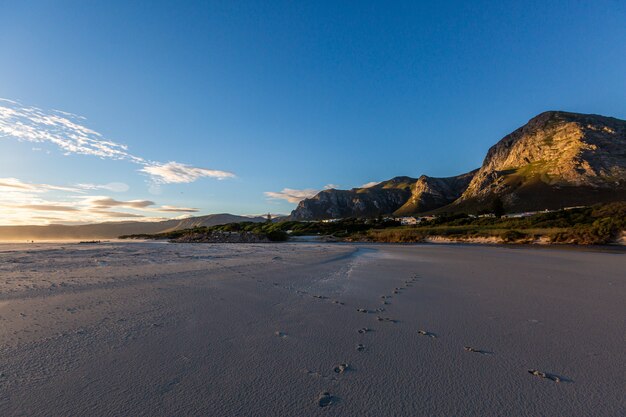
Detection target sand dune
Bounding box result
[0,242,623,416]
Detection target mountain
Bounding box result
[289,172,475,220]
[0,214,267,241]
[393,171,477,215]
[449,111,626,212]
[290,111,626,219]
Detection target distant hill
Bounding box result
[0,214,267,240]
[290,111,626,219]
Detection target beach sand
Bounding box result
[0,241,624,416]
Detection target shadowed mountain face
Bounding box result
[0,214,267,240]
[290,111,626,219]
[289,173,475,220]
[394,171,477,215]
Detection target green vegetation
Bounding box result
[366,202,626,245]
[120,202,626,245]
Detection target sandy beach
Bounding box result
[0,241,624,416]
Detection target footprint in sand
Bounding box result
[464,346,493,355]
[318,391,335,407]
[356,308,369,313]
[332,300,345,305]
[333,363,349,374]
[356,344,365,352]
[527,369,562,382]
[376,316,397,323]
[358,327,372,334]
[274,331,288,338]
[312,295,327,300]
[418,330,437,338]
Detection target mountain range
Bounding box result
[0,214,267,241]
[289,111,626,220]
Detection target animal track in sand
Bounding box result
[358,327,372,334]
[356,308,369,313]
[332,300,345,305]
[356,344,365,352]
[417,330,436,338]
[274,331,288,338]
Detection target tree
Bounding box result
[491,197,505,218]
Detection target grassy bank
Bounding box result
[364,202,626,245]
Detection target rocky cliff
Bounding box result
[393,171,477,215]
[289,173,475,220]
[450,111,626,212]
[289,177,414,220]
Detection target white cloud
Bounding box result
[264,188,320,203]
[76,182,130,192]
[0,177,200,225]
[82,196,198,213]
[157,205,199,213]
[84,197,155,209]
[0,177,81,193]
[140,161,235,183]
[360,181,381,188]
[0,99,234,184]
[265,181,381,204]
[17,204,79,212]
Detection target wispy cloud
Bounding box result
[140,161,234,183]
[265,187,323,203]
[0,177,199,225]
[157,205,200,213]
[266,181,380,204]
[17,204,79,212]
[0,177,80,193]
[76,182,130,192]
[81,196,198,213]
[0,99,234,184]
[85,197,155,209]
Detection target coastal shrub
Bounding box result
[501,230,528,242]
[266,230,288,242]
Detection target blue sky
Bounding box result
[1,0,625,224]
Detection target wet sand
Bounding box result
[0,242,624,416]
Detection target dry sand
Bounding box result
[0,241,624,416]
